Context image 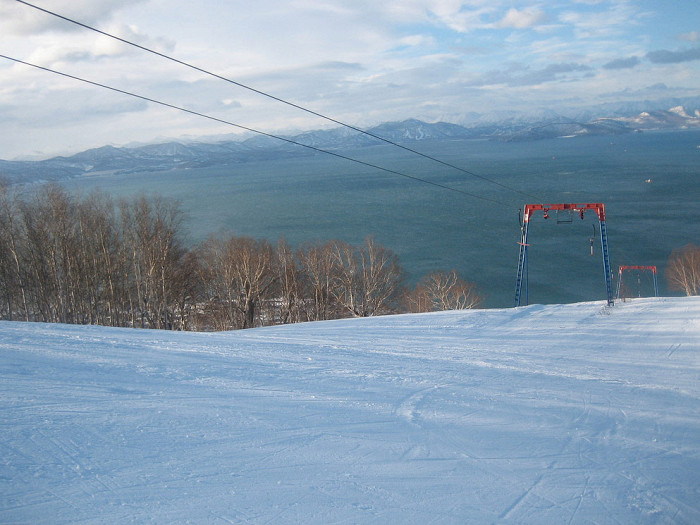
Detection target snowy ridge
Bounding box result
[1,297,699,523]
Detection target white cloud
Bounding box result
[496,8,547,29]
[559,3,639,39]
[397,34,436,48]
[94,23,176,56]
[1,0,147,35]
[679,31,699,42]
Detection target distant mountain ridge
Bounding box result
[2,106,699,184]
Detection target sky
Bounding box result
[1,0,700,160]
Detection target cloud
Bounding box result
[603,56,640,70]
[480,62,592,87]
[397,34,436,49]
[599,82,688,99]
[1,0,147,35]
[1,82,148,126]
[558,3,638,39]
[425,4,495,34]
[495,8,547,29]
[94,23,176,56]
[678,31,699,42]
[647,47,700,64]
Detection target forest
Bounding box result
[0,183,483,331]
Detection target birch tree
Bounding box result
[331,237,405,317]
[0,181,29,320]
[120,196,185,328]
[406,270,483,312]
[196,234,278,329]
[667,244,700,296]
[298,240,341,321]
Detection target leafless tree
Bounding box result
[120,196,185,329]
[195,236,240,330]
[72,191,133,326]
[405,270,482,312]
[297,240,341,321]
[272,238,304,324]
[666,244,700,296]
[170,250,202,330]
[196,234,278,329]
[331,236,405,317]
[19,185,82,323]
[0,181,29,321]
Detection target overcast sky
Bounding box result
[1,0,699,159]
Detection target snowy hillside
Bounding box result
[2,297,699,523]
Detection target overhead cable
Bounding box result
[14,0,541,202]
[1,54,517,207]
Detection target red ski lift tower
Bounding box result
[514,203,614,307]
[616,265,659,299]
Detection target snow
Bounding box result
[1,297,699,523]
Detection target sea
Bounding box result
[62,129,700,308]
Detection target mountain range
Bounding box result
[2,106,699,185]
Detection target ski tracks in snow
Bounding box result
[394,385,440,426]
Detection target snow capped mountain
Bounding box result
[594,106,700,131]
[366,118,475,141]
[669,105,692,118]
[2,297,699,523]
[2,105,699,184]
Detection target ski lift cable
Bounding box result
[14,0,543,203]
[1,54,514,207]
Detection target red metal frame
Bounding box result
[616,265,659,298]
[515,203,614,306]
[618,265,657,274]
[522,203,606,223]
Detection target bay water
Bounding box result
[62,130,700,308]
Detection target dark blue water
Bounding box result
[63,130,700,307]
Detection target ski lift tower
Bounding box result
[616,265,659,299]
[514,203,614,307]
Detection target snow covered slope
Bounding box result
[2,298,699,523]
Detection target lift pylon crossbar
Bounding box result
[618,265,657,273]
[522,203,606,223]
[616,265,659,298]
[515,203,614,307]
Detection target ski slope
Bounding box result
[2,297,699,523]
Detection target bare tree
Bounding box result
[297,240,341,321]
[170,250,202,331]
[331,236,405,317]
[196,234,278,329]
[405,270,482,313]
[20,185,82,323]
[666,244,700,296]
[0,181,29,321]
[75,191,127,326]
[272,238,304,324]
[120,196,185,329]
[196,236,242,330]
[231,236,277,328]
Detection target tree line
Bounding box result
[0,183,483,331]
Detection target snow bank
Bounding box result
[1,297,699,523]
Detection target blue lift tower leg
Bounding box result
[599,220,614,306]
[653,272,659,297]
[514,220,530,307]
